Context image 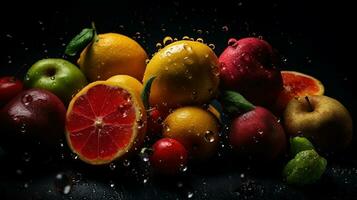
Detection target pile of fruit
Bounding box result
[0,25,353,186]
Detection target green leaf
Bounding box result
[290,136,315,157]
[222,90,255,114]
[141,76,156,109]
[283,150,327,186]
[65,28,94,56]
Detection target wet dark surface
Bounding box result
[1,1,356,199]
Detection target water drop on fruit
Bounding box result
[156,43,162,49]
[21,94,33,105]
[196,38,204,43]
[182,36,190,40]
[145,59,150,64]
[197,29,203,34]
[208,44,215,50]
[204,130,215,143]
[228,38,238,47]
[163,36,173,46]
[50,76,55,80]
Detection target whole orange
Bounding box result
[78,33,147,82]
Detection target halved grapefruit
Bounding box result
[65,81,146,165]
[274,71,324,114]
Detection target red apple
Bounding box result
[219,37,283,107]
[0,89,66,153]
[229,106,287,160]
[0,76,23,107]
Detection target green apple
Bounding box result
[284,95,353,152]
[24,58,87,103]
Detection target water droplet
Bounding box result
[197,29,203,34]
[222,25,229,32]
[164,124,171,132]
[258,131,263,135]
[182,36,190,40]
[204,130,216,143]
[109,163,116,170]
[143,178,148,184]
[140,147,153,162]
[208,43,215,50]
[228,38,238,47]
[176,181,184,188]
[6,34,13,39]
[163,36,173,46]
[208,88,214,95]
[187,191,194,198]
[19,123,27,134]
[54,173,72,195]
[156,43,162,49]
[123,159,130,167]
[183,57,194,65]
[196,38,204,43]
[145,59,150,64]
[22,94,33,105]
[179,165,188,172]
[16,169,23,175]
[50,76,55,80]
[191,91,198,100]
[22,152,31,162]
[240,173,245,178]
[109,181,115,188]
[24,183,29,188]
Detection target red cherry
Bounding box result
[0,76,23,107]
[150,138,188,175]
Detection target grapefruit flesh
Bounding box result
[275,71,324,114]
[66,82,145,164]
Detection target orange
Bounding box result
[65,81,146,165]
[78,33,147,82]
[107,75,143,96]
[162,106,220,161]
[275,71,324,114]
[143,40,220,110]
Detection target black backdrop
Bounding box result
[1,1,356,199]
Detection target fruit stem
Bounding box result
[305,96,313,112]
[91,22,99,42]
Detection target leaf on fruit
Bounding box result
[65,28,94,56]
[222,90,255,114]
[290,136,315,157]
[141,76,156,110]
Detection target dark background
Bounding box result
[1,0,356,199]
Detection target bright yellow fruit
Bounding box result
[78,33,147,82]
[143,40,219,109]
[107,75,143,96]
[162,106,220,161]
